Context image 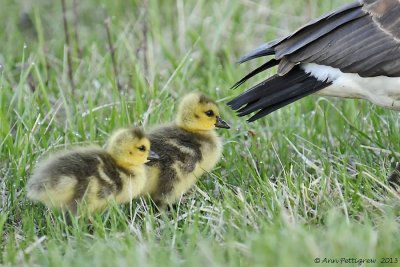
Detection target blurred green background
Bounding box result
[1,0,400,266]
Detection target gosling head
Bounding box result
[176,92,230,132]
[106,127,159,169]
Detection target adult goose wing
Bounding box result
[228,0,400,122]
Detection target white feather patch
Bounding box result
[301,63,400,109]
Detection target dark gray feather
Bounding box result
[274,7,365,59]
[229,0,400,122]
[363,0,400,40]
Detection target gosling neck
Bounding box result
[119,163,144,174]
[175,121,214,134]
[109,153,142,172]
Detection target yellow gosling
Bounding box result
[142,92,230,207]
[27,127,158,214]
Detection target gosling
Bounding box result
[27,127,158,214]
[143,92,230,208]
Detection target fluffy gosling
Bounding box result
[143,92,230,207]
[27,127,158,213]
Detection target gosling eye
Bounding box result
[129,151,133,155]
[205,110,214,117]
[138,145,146,152]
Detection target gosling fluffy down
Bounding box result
[27,127,158,213]
[143,92,230,207]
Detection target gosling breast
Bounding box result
[144,125,222,206]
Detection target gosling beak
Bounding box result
[147,150,160,161]
[215,116,230,129]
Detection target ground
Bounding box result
[1,0,400,266]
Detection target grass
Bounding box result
[1,0,400,266]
